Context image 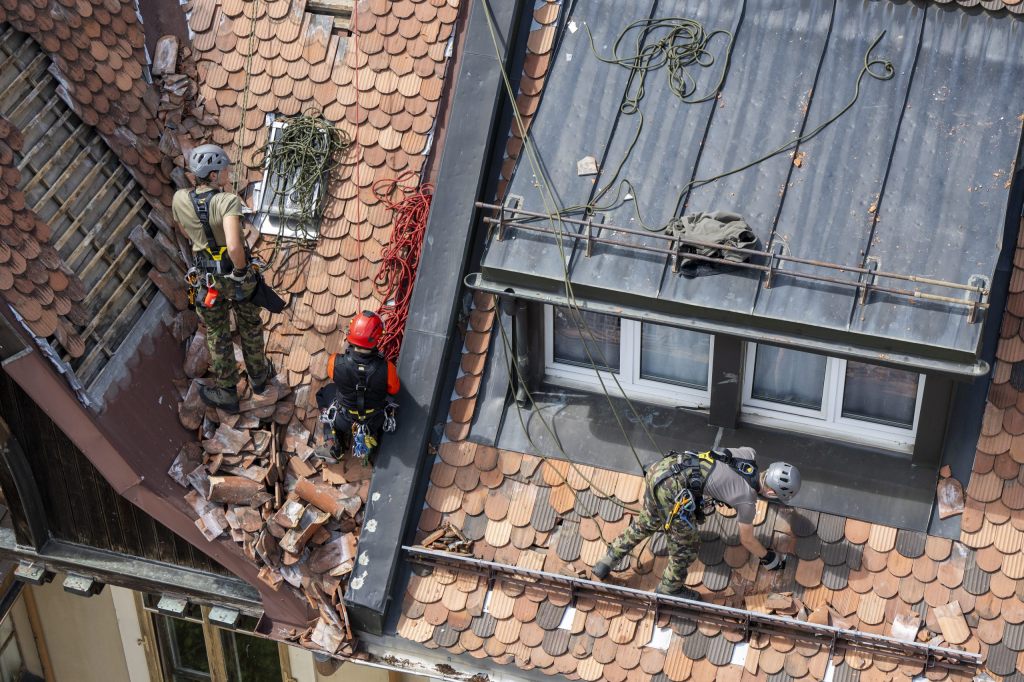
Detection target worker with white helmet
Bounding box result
[593,446,801,600]
[171,144,271,413]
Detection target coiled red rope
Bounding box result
[373,171,433,362]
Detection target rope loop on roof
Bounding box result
[585,17,735,114]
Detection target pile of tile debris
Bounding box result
[168,311,364,655]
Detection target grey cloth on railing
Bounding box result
[667,211,758,269]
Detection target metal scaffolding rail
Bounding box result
[477,202,990,322]
[404,546,981,673]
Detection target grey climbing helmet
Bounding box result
[764,461,801,503]
[188,144,230,179]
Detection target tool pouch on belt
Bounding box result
[247,271,287,313]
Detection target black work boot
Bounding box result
[655,583,701,601]
[200,385,240,413]
[250,361,274,395]
[592,548,618,580]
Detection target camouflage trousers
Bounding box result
[608,505,701,593]
[195,274,269,392]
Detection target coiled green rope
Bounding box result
[258,112,352,240]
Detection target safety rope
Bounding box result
[482,2,665,479]
[566,21,894,230]
[373,171,434,362]
[563,18,733,218]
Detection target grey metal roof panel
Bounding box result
[853,6,1024,353]
[484,0,657,287]
[480,0,1024,371]
[659,0,835,314]
[569,0,745,298]
[752,0,926,329]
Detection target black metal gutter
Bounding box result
[343,0,527,634]
[466,273,987,378]
[0,529,262,614]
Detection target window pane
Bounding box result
[842,362,919,428]
[751,345,826,410]
[162,617,210,677]
[552,307,620,371]
[222,631,281,682]
[0,628,23,682]
[639,323,711,389]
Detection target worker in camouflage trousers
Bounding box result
[593,447,802,600]
[172,144,271,413]
[597,454,703,599]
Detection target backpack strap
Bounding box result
[189,188,222,249]
[706,448,759,489]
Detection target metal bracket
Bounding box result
[14,561,53,586]
[63,573,104,597]
[966,274,990,324]
[857,257,881,319]
[157,595,189,617]
[497,195,524,242]
[763,243,785,289]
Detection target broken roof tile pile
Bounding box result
[184,0,460,390]
[171,335,368,654]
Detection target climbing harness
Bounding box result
[189,189,232,274]
[654,449,760,529]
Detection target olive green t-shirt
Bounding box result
[171,185,244,252]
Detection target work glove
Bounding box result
[760,549,787,571]
[226,267,250,283]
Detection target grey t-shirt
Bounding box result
[703,446,758,524]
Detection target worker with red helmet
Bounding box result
[314,311,400,461]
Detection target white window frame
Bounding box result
[740,343,924,452]
[542,305,713,410]
[251,119,324,239]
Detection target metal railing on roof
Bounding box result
[403,545,981,673]
[477,202,991,323]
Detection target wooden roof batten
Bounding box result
[404,545,983,674]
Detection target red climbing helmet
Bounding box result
[347,311,384,349]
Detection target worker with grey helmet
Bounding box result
[592,447,801,600]
[172,144,271,412]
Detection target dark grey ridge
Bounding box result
[476,0,1024,376]
[343,0,526,633]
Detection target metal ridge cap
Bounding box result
[402,545,982,671]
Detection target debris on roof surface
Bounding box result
[170,340,368,654]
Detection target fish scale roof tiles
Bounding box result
[184,0,459,392]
